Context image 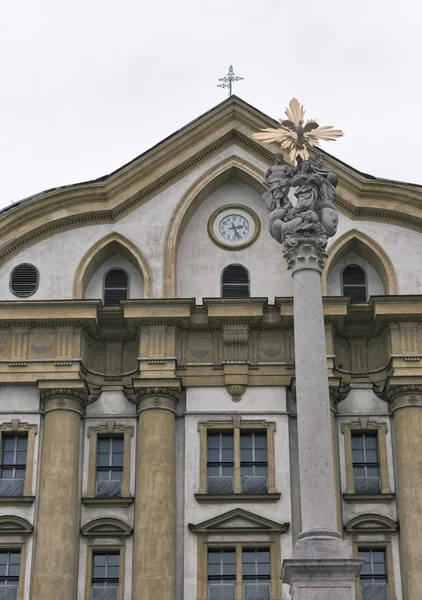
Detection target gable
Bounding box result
[188,508,289,534]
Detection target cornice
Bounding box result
[0,98,421,267]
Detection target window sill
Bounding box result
[82,496,134,508]
[0,495,35,505]
[343,493,395,503]
[195,492,281,503]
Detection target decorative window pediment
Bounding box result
[345,514,398,534]
[81,518,132,537]
[0,516,33,535]
[188,508,289,535]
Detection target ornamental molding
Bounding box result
[135,386,181,405]
[40,387,88,405]
[283,233,328,274]
[386,384,422,406]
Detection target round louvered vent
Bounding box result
[10,264,39,298]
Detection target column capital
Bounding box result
[387,384,422,411]
[283,232,328,275]
[39,385,88,415]
[135,386,181,414]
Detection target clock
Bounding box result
[208,205,260,250]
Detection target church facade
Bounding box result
[0,96,421,600]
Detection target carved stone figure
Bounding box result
[262,153,294,215]
[263,153,339,243]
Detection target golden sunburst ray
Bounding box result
[252,98,344,161]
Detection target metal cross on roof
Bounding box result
[217,65,244,96]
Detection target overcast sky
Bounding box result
[0,0,420,208]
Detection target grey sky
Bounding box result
[0,0,420,209]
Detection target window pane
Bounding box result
[2,452,15,465]
[367,467,380,477]
[222,434,233,449]
[254,434,267,449]
[351,436,363,449]
[207,466,219,476]
[241,466,253,476]
[241,449,253,462]
[366,450,378,463]
[222,449,233,462]
[257,562,270,576]
[208,564,221,577]
[222,466,234,476]
[15,468,26,479]
[364,435,378,449]
[16,452,27,465]
[112,453,123,467]
[107,565,119,578]
[112,439,124,453]
[243,562,255,576]
[207,449,219,463]
[352,449,364,463]
[93,566,106,578]
[240,434,252,449]
[8,564,20,577]
[255,449,267,462]
[111,470,123,481]
[254,466,267,476]
[97,454,110,467]
[17,437,27,451]
[373,563,386,575]
[96,470,109,480]
[208,551,222,565]
[0,468,14,478]
[207,435,220,449]
[353,467,365,478]
[98,439,111,452]
[94,554,106,566]
[2,439,15,451]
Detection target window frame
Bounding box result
[197,419,278,502]
[0,542,27,600]
[341,420,392,500]
[341,264,368,303]
[85,423,134,504]
[103,267,130,307]
[198,541,281,600]
[353,542,394,600]
[85,544,125,600]
[0,422,38,500]
[221,264,250,299]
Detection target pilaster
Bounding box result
[32,383,88,600]
[387,382,422,600]
[132,382,181,600]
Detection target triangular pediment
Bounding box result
[188,508,289,534]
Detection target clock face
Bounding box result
[219,214,250,241]
[208,205,260,250]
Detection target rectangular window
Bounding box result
[208,549,236,600]
[242,549,271,600]
[358,548,388,600]
[92,552,119,599]
[0,550,21,597]
[352,434,380,494]
[0,435,27,497]
[96,437,124,498]
[207,433,234,494]
[240,432,268,493]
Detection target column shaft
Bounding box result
[292,266,337,533]
[391,391,422,599]
[132,388,179,600]
[32,391,84,600]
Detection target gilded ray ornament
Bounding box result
[252,98,344,161]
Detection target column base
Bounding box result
[282,533,363,599]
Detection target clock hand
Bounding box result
[230,224,241,239]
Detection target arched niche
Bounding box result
[164,155,266,297]
[73,233,152,299]
[322,229,398,296]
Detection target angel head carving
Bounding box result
[252,98,344,161]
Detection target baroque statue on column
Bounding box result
[253,98,343,245]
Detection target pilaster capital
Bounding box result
[135,386,181,414]
[283,232,328,275]
[39,387,88,415]
[386,384,422,411]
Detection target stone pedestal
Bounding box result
[132,385,180,600]
[281,234,362,598]
[388,384,422,600]
[32,386,86,600]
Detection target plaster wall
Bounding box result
[1,145,421,302]
[183,386,292,600]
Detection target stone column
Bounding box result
[132,385,180,600]
[281,233,362,599]
[32,386,86,600]
[388,384,422,600]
